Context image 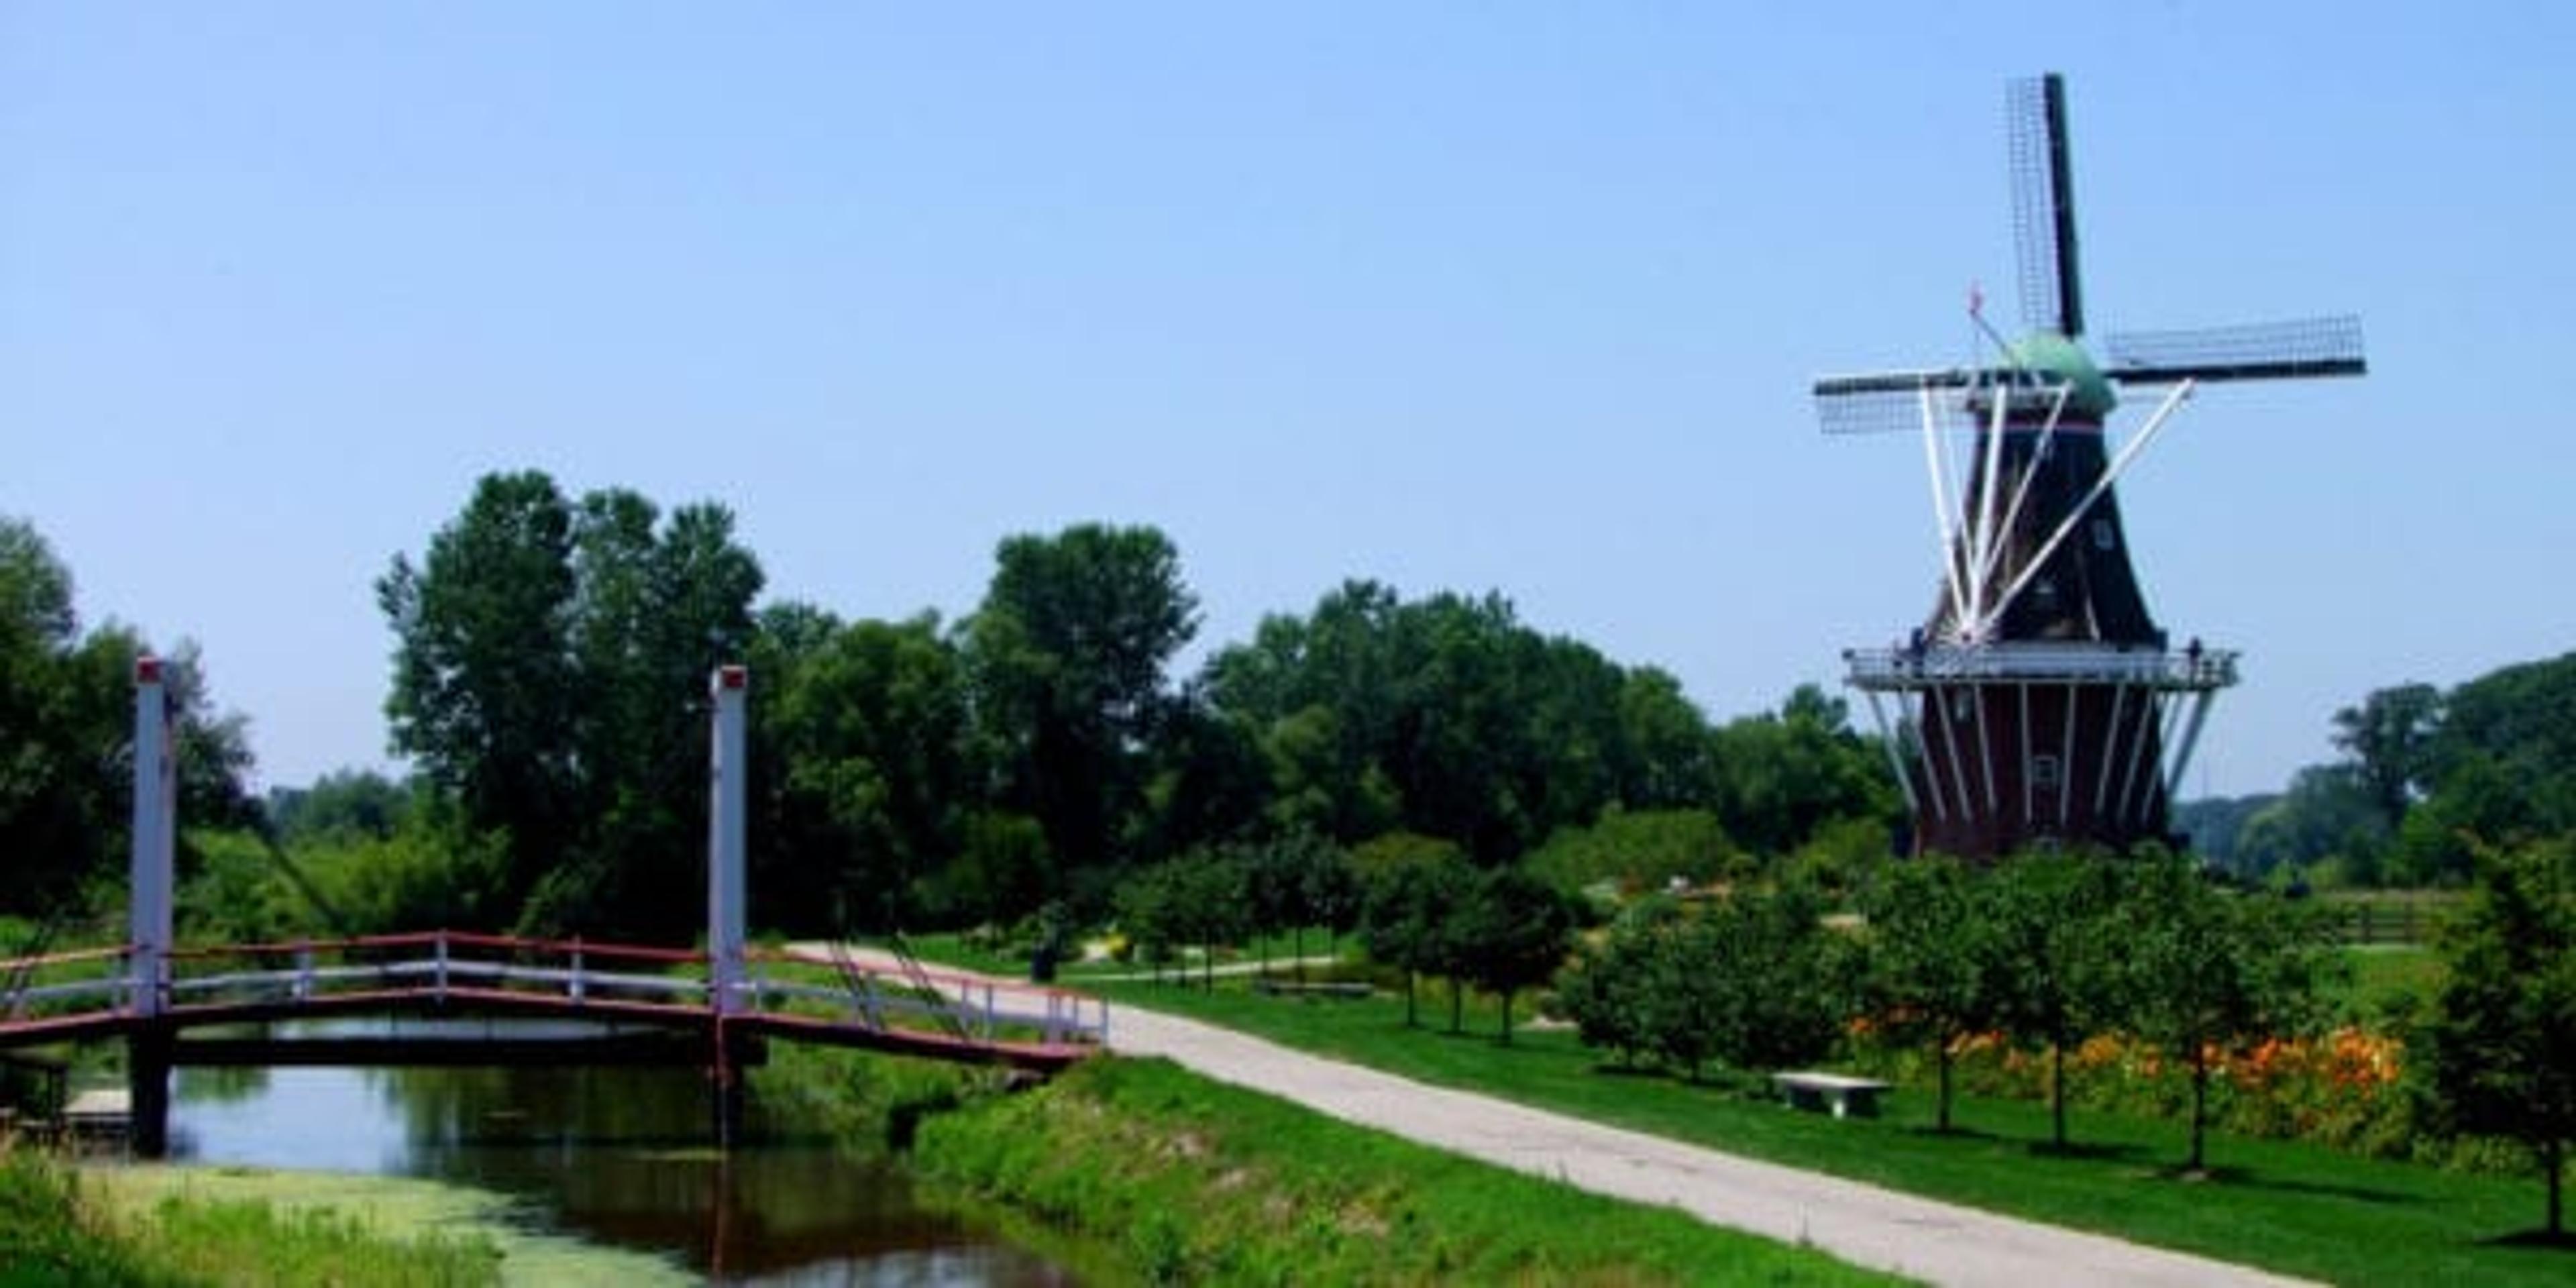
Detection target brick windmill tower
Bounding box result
[1814,74,2365,858]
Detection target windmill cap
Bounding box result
[2006,331,2117,421]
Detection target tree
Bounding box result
[1856,857,1999,1132]
[1360,850,1473,1028]
[379,471,580,910]
[2,518,254,920]
[1449,866,1582,1044]
[2117,852,2337,1173]
[965,524,1198,893]
[2427,838,2576,1240]
[380,473,763,935]
[1558,898,1676,1069]
[1986,853,2122,1150]
[2331,682,2444,834]
[762,611,976,933]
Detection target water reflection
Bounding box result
[170,1025,1073,1285]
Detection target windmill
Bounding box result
[1815,74,2364,858]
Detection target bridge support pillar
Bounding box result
[709,1024,749,1149]
[127,1024,171,1159]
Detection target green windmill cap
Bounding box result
[2007,331,2118,420]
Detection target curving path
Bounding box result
[800,947,2314,1287]
[1106,1003,2316,1288]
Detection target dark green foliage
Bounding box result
[1558,896,1681,1068]
[2426,837,2576,1238]
[1561,885,1844,1082]
[267,769,413,845]
[1448,865,1583,1043]
[1205,582,1758,865]
[1524,807,1748,894]
[965,523,1198,886]
[1,516,255,921]
[756,608,976,933]
[1358,847,1475,1027]
[2332,682,2445,834]
[379,472,763,938]
[1704,685,1898,859]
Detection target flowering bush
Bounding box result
[1849,1022,2423,1159]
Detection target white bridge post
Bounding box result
[128,657,174,1018]
[127,655,177,1157]
[707,665,749,1017]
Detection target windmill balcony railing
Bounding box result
[1,932,1108,1052]
[1844,641,2239,691]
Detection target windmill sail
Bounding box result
[2103,316,2367,383]
[2008,74,2083,337]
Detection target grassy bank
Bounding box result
[912,1055,1900,1286]
[1,1148,527,1287]
[1095,979,2576,1287]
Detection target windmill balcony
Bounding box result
[1843,641,2237,692]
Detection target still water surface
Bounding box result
[166,1024,1077,1285]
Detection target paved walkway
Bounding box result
[799,946,2312,1286]
[1107,1003,2317,1288]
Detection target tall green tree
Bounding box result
[380,472,762,936]
[762,611,976,934]
[2331,682,2444,834]
[2,519,253,919]
[2427,837,2576,1240]
[379,471,580,910]
[965,524,1197,894]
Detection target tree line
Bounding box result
[2178,653,2576,890]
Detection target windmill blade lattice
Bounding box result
[2008,74,2084,337]
[2102,316,2367,384]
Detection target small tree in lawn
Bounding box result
[1856,855,1999,1133]
[1561,897,1680,1069]
[1114,861,1183,985]
[1987,852,2121,1150]
[2427,837,2576,1242]
[1301,836,1364,976]
[1450,866,1582,1044]
[1699,882,1846,1074]
[1360,853,1472,1028]
[2118,850,2337,1175]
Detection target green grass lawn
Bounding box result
[918,1054,1906,1286]
[1089,976,2576,1288]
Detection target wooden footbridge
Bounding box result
[0,661,1107,1154]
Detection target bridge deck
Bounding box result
[0,932,1103,1074]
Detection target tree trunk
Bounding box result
[1937,1041,1955,1133]
[2548,1137,2564,1238]
[1293,926,1305,984]
[1404,971,1418,1028]
[2051,1041,2069,1149]
[2189,1048,2210,1174]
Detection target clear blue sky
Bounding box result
[6,4,2571,798]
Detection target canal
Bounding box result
[161,1027,1079,1285]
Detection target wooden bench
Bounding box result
[1250,979,1373,1000]
[1770,1071,1891,1119]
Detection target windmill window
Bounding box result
[2030,753,2061,790]
[2092,519,2116,551]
